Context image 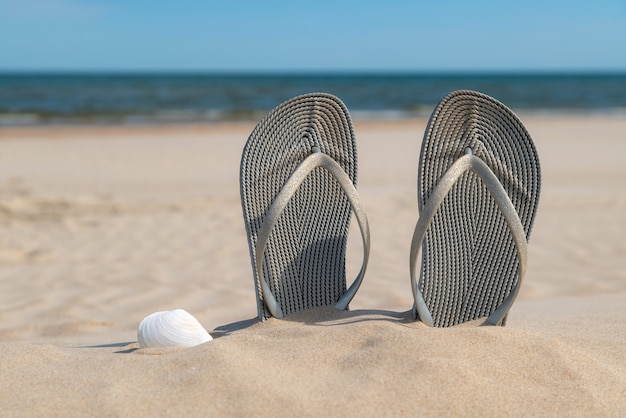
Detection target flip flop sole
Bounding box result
[241,93,359,320]
[417,90,541,327]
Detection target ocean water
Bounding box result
[0,73,625,125]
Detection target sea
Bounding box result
[0,72,625,126]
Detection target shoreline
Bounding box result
[2,107,626,133]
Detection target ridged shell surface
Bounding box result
[137,309,212,348]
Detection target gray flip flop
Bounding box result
[240,93,370,320]
[410,90,541,327]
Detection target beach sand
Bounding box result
[0,116,624,416]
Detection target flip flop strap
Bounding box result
[255,148,371,318]
[410,151,528,326]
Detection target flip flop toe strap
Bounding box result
[255,148,371,318]
[410,151,528,327]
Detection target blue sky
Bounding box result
[0,0,625,72]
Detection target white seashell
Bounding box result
[137,309,212,348]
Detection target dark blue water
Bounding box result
[0,73,625,125]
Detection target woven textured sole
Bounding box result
[417,90,541,327]
[240,93,359,320]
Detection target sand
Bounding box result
[0,116,625,416]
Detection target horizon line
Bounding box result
[1,68,626,76]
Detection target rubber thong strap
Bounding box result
[255,148,371,318]
[410,151,528,326]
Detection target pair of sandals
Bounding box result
[240,90,541,327]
